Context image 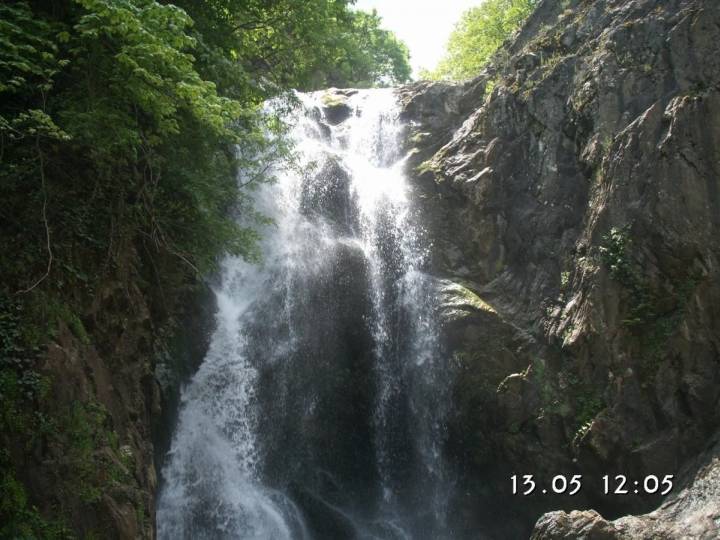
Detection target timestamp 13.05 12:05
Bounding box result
[510,474,674,496]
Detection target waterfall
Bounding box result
[157,89,453,540]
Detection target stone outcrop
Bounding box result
[532,436,720,539]
[320,88,358,125]
[400,0,720,536]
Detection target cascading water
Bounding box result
[157,89,454,540]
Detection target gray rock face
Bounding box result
[532,510,622,540]
[400,0,720,536]
[532,437,720,539]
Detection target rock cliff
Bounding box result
[11,0,719,537]
[400,0,720,537]
[2,257,214,538]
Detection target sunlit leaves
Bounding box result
[424,0,537,81]
[0,3,59,93]
[72,0,242,142]
[173,0,411,92]
[1,0,411,284]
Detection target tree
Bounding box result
[423,0,537,81]
[322,9,412,88]
[0,1,410,533]
[169,0,411,91]
[1,0,411,292]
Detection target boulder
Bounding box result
[320,89,354,125]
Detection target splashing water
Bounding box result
[157,89,453,540]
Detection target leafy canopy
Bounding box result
[168,0,411,92]
[0,0,411,293]
[423,0,537,81]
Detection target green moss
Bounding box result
[560,271,570,289]
[485,77,499,100]
[409,131,431,144]
[456,285,496,313]
[320,93,348,108]
[64,311,90,346]
[416,158,440,175]
[0,479,72,539]
[1,449,73,539]
[567,380,604,448]
[533,362,561,417]
[532,359,605,445]
[1,297,127,532]
[438,281,499,326]
[572,420,593,448]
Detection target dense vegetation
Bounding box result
[0,0,409,536]
[423,0,537,81]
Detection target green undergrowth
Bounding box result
[1,299,68,538]
[0,297,132,538]
[533,359,605,448]
[0,460,72,540]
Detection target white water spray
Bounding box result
[157,89,452,540]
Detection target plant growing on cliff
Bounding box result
[600,227,701,371]
[599,227,634,285]
[1,0,412,290]
[0,0,411,534]
[0,300,70,538]
[422,0,539,80]
[0,461,72,540]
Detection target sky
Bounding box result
[354,0,481,77]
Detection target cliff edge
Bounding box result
[400,0,720,537]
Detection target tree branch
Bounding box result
[17,137,53,294]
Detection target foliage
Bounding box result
[1,0,410,295]
[167,0,410,92]
[326,9,412,88]
[57,401,130,505]
[0,0,410,534]
[599,227,634,285]
[0,296,134,535]
[423,0,538,81]
[0,299,70,539]
[0,459,73,540]
[532,358,605,446]
[599,227,661,329]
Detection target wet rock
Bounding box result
[300,154,359,234]
[321,89,354,125]
[248,239,379,518]
[23,273,210,539]
[515,52,540,71]
[398,81,467,133]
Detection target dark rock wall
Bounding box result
[17,260,215,538]
[400,0,720,537]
